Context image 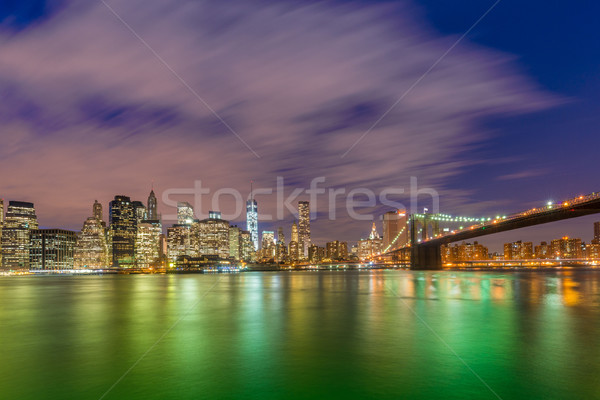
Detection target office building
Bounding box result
[136,220,162,268]
[198,217,230,259]
[109,195,137,267]
[1,201,38,270]
[298,201,311,258]
[74,215,109,268]
[30,229,77,270]
[147,189,158,220]
[177,202,195,225]
[246,195,258,251]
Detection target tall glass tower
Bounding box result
[246,182,258,251]
[298,201,310,258]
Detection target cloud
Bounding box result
[0,0,561,243]
[497,169,548,181]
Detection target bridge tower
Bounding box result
[409,214,442,270]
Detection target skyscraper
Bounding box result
[109,195,137,267]
[246,184,258,251]
[147,189,158,220]
[1,201,38,270]
[288,221,299,261]
[0,198,3,267]
[133,201,147,223]
[30,229,77,270]
[74,216,109,268]
[93,200,104,225]
[177,202,195,225]
[298,201,310,258]
[198,217,230,259]
[229,225,242,260]
[135,221,162,268]
[593,221,600,244]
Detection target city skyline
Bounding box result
[1,1,599,251]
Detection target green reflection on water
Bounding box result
[1,270,599,399]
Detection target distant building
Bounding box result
[74,215,109,268]
[30,229,77,270]
[147,190,158,220]
[261,230,275,260]
[593,222,600,244]
[136,221,162,268]
[1,201,38,270]
[229,226,241,260]
[167,224,193,263]
[198,217,230,259]
[209,211,222,220]
[240,230,254,261]
[109,196,137,267]
[357,223,383,261]
[246,191,258,251]
[93,200,105,227]
[550,237,582,259]
[177,202,195,225]
[288,221,299,261]
[298,201,311,258]
[326,240,348,261]
[534,241,551,259]
[308,244,325,263]
[442,241,488,262]
[503,241,533,260]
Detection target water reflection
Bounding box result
[0,271,599,399]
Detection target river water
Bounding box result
[1,270,599,399]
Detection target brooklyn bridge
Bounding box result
[382,192,600,269]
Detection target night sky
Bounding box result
[1,0,599,251]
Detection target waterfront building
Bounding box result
[503,241,533,260]
[246,195,258,251]
[326,240,348,261]
[177,202,195,225]
[167,224,193,263]
[198,217,230,259]
[586,243,600,259]
[308,244,325,263]
[109,195,137,267]
[74,215,109,268]
[298,201,311,258]
[0,198,3,266]
[382,210,409,252]
[534,241,551,259]
[1,201,38,270]
[593,221,600,244]
[229,225,241,260]
[30,229,77,270]
[240,230,254,261]
[261,230,276,259]
[288,240,299,262]
[550,237,582,259]
[357,223,383,261]
[135,220,162,268]
[442,241,488,262]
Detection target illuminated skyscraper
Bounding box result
[74,216,109,268]
[298,201,311,258]
[246,185,258,251]
[357,222,383,261]
[288,221,299,261]
[147,189,158,220]
[229,225,241,260]
[167,224,193,263]
[133,201,147,223]
[30,229,77,270]
[198,217,230,259]
[135,221,162,268]
[93,200,104,226]
[109,195,137,267]
[261,230,275,259]
[0,198,3,267]
[1,201,38,270]
[240,230,254,261]
[177,202,195,225]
